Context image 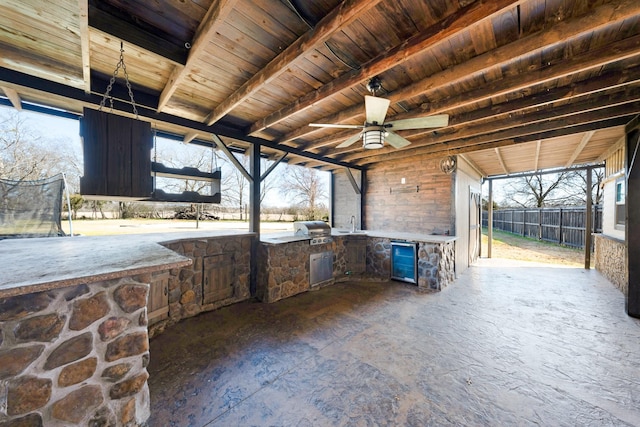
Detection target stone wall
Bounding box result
[417,241,456,291]
[366,238,391,279]
[366,237,455,291]
[594,234,628,296]
[257,239,345,303]
[0,278,152,426]
[152,235,252,336]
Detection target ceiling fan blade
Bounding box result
[365,95,390,124]
[309,123,363,129]
[336,132,362,148]
[386,132,411,149]
[387,114,449,130]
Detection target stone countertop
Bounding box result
[260,229,457,245]
[260,232,311,245]
[0,231,255,299]
[366,230,457,243]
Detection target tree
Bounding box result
[218,152,278,219]
[568,167,604,205]
[65,194,84,219]
[501,167,605,208]
[154,140,217,195]
[281,165,329,220]
[0,111,81,185]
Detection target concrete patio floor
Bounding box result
[148,258,640,426]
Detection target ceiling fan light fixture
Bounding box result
[362,127,387,149]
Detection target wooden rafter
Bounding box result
[281,0,640,145]
[1,86,21,110]
[157,0,238,112]
[495,148,509,175]
[534,140,541,172]
[565,131,595,168]
[339,87,640,161]
[354,116,631,166]
[346,102,640,164]
[310,66,640,151]
[182,132,198,144]
[205,0,385,126]
[459,154,486,178]
[78,0,91,93]
[249,0,521,134]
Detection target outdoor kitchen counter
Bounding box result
[0,230,255,298]
[260,230,458,244]
[332,229,458,243]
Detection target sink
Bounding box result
[337,230,366,234]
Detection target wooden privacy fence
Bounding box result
[482,206,603,249]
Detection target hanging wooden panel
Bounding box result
[80,108,153,199]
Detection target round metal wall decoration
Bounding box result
[440,155,456,174]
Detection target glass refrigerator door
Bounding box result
[391,243,417,283]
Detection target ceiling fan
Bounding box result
[309,77,449,150]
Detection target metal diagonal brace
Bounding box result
[211,134,253,182]
[344,167,361,195]
[261,152,288,181]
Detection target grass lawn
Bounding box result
[481,227,591,267]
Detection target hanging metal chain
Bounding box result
[98,42,139,118]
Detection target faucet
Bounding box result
[350,215,356,233]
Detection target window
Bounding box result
[615,177,626,226]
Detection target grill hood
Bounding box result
[294,221,331,237]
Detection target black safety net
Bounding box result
[0,174,66,239]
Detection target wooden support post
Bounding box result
[488,179,493,258]
[626,124,640,318]
[249,143,261,297]
[559,208,563,245]
[584,166,592,269]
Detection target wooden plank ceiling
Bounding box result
[0,0,639,174]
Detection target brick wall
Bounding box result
[364,155,454,234]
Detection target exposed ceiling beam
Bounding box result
[0,67,362,171]
[356,116,631,166]
[308,65,640,151]
[349,105,638,165]
[248,0,522,134]
[495,148,509,175]
[158,0,238,112]
[0,43,85,89]
[340,87,640,161]
[352,102,640,162]
[280,0,640,145]
[534,140,541,172]
[78,0,91,93]
[183,132,198,144]
[87,0,188,66]
[205,0,385,126]
[1,86,21,110]
[565,131,595,168]
[458,154,487,178]
[596,135,626,163]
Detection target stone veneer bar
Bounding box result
[594,234,628,296]
[0,234,193,426]
[0,229,456,425]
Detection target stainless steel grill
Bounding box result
[293,221,333,245]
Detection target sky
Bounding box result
[0,104,83,154]
[0,103,328,208]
